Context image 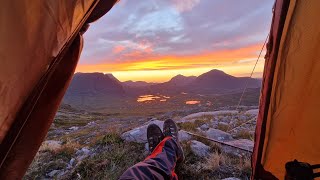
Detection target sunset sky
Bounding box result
[77,0,274,82]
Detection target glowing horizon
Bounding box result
[77,0,273,83]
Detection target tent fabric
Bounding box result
[252,0,290,179]
[0,0,96,143]
[0,0,118,178]
[0,34,83,179]
[252,0,320,179]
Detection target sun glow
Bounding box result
[77,43,265,82]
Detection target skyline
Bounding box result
[77,0,274,82]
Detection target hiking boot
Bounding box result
[163,119,185,162]
[147,124,164,153]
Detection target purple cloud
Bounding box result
[80,0,274,65]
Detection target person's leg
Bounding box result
[119,120,183,180]
[120,137,180,180]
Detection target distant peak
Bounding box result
[172,74,185,78]
[105,73,115,77]
[75,72,104,75]
[208,69,226,74]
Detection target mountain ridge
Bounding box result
[65,69,261,97]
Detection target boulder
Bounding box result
[178,130,192,142]
[68,126,79,131]
[69,158,75,166]
[190,140,210,157]
[40,140,62,152]
[76,147,90,156]
[218,122,229,127]
[76,147,91,161]
[86,121,97,127]
[145,143,149,152]
[179,111,238,122]
[222,139,253,157]
[205,128,233,141]
[226,139,253,151]
[221,116,229,122]
[245,109,259,116]
[121,120,164,143]
[200,124,209,131]
[47,170,61,178]
[211,120,219,128]
[238,115,247,121]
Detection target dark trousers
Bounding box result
[119,137,179,180]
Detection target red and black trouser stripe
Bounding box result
[120,137,179,180]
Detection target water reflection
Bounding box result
[137,95,170,102]
[185,100,200,105]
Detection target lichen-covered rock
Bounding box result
[204,128,233,141]
[245,109,259,116]
[190,140,210,157]
[179,111,238,122]
[68,126,79,131]
[200,124,209,131]
[178,130,192,142]
[222,178,241,180]
[218,122,229,127]
[47,170,61,178]
[121,120,164,143]
[222,139,253,157]
[39,140,62,152]
[238,115,247,121]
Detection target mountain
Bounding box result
[123,80,158,87]
[188,69,261,93]
[105,73,122,84]
[63,70,261,104]
[148,75,197,94]
[166,74,196,86]
[65,73,125,96]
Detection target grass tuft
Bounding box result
[216,123,230,132]
[235,130,253,140]
[177,122,198,132]
[96,132,123,146]
[202,151,226,171]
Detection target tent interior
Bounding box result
[0,0,319,179]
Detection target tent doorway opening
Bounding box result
[24,1,272,179]
[2,0,320,179]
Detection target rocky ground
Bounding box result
[25,104,258,180]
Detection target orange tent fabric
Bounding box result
[252,0,320,179]
[1,0,320,179]
[0,0,117,178]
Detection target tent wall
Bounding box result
[252,0,320,179]
[0,0,97,143]
[0,0,117,178]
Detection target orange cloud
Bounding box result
[112,45,126,53]
[76,42,265,82]
[78,43,262,71]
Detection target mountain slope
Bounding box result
[123,80,158,87]
[65,73,125,96]
[166,74,196,86]
[148,75,197,94]
[188,69,261,93]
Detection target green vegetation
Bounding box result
[25,89,259,179]
[177,122,198,132]
[71,141,145,179]
[235,130,253,140]
[176,141,251,179]
[177,119,212,132]
[217,123,230,132]
[95,132,123,146]
[194,119,210,126]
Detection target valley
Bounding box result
[25,69,261,180]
